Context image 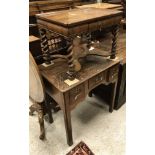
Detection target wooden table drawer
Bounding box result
[110,65,119,75]
[69,84,85,105]
[88,72,106,89]
[107,65,119,82]
[108,73,118,82]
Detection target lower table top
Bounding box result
[40,57,119,92]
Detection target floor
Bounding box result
[29,96,125,155]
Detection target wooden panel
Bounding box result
[69,24,88,36]
[37,19,69,36]
[107,64,119,82]
[114,63,126,109]
[88,72,106,90]
[44,79,64,110]
[69,84,85,106]
[73,0,95,6]
[99,16,122,28]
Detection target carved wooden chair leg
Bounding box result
[37,103,45,140]
[29,104,37,116]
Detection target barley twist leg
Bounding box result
[66,43,75,80]
[39,28,51,65]
[110,25,119,59]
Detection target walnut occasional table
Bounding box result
[36,8,122,79]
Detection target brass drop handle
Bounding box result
[74,87,81,100]
[74,93,81,100]
[95,76,103,83]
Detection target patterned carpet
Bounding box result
[66,141,94,155]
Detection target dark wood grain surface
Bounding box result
[40,57,119,92]
[36,8,122,27]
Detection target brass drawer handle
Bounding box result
[73,87,81,100]
[74,93,81,100]
[95,76,103,83]
[111,74,118,80]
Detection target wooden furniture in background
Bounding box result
[114,58,125,109]
[36,8,122,79]
[29,0,73,16]
[29,0,74,36]
[73,0,96,6]
[29,36,43,64]
[107,0,121,4]
[39,57,120,146]
[114,31,126,109]
[76,2,122,9]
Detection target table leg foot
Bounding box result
[63,108,73,146]
[109,81,118,113]
[29,104,37,116]
[37,103,45,140]
[68,140,73,146]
